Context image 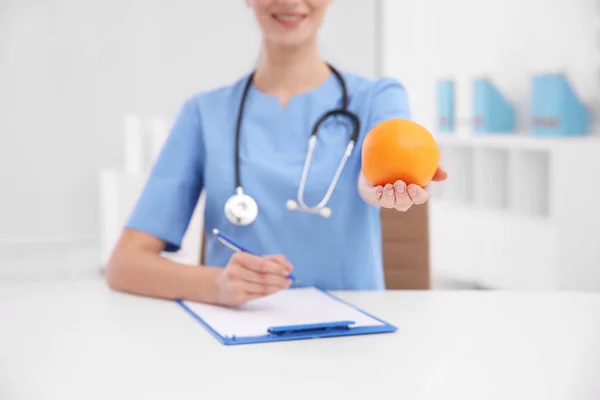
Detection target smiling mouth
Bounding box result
[272,13,307,26]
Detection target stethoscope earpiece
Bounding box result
[286,199,298,210]
[319,207,332,218]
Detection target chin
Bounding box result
[270,34,314,48]
[266,26,317,48]
[262,12,319,48]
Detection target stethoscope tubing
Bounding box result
[226,63,361,225]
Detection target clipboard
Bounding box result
[176,287,397,345]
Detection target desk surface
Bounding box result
[1,278,599,400]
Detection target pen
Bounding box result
[212,228,296,282]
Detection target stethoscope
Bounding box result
[224,64,360,226]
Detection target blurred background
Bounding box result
[1,0,599,292]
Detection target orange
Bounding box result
[361,118,440,187]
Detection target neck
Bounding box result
[253,40,331,106]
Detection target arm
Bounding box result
[106,229,221,304]
[106,228,292,306]
[105,98,292,306]
[105,98,218,303]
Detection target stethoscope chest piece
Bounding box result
[225,187,258,226]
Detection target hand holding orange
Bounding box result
[361,118,441,188]
[359,118,447,212]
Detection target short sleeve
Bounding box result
[366,77,411,132]
[125,97,205,252]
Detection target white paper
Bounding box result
[182,287,385,338]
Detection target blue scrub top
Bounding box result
[125,70,410,290]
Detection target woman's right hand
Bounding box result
[215,252,294,307]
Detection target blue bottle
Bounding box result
[473,78,516,134]
[436,80,455,133]
[529,73,590,137]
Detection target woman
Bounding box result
[106,0,447,307]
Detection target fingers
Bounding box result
[432,166,448,181]
[226,281,270,306]
[379,183,396,208]
[229,260,291,288]
[407,184,429,205]
[372,178,431,211]
[264,254,294,275]
[234,280,279,296]
[373,186,383,202]
[391,181,412,211]
[227,252,293,292]
[220,252,295,307]
[232,252,289,277]
[235,280,269,295]
[362,182,383,206]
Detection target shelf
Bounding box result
[436,139,552,218]
[474,148,509,211]
[510,150,551,218]
[433,132,600,151]
[428,133,600,291]
[433,144,474,204]
[429,201,558,290]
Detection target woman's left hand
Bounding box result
[358,166,448,212]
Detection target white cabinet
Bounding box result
[429,134,600,291]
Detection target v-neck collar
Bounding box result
[248,72,338,111]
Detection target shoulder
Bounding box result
[183,75,249,112]
[339,71,411,131]
[162,77,248,151]
[342,71,407,99]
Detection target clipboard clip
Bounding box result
[267,320,355,336]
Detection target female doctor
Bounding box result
[106,0,447,307]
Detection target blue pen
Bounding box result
[211,228,296,282]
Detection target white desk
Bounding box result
[1,278,599,400]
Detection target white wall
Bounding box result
[0,0,381,279]
[382,0,600,133]
[382,0,600,289]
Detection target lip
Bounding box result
[271,12,307,28]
